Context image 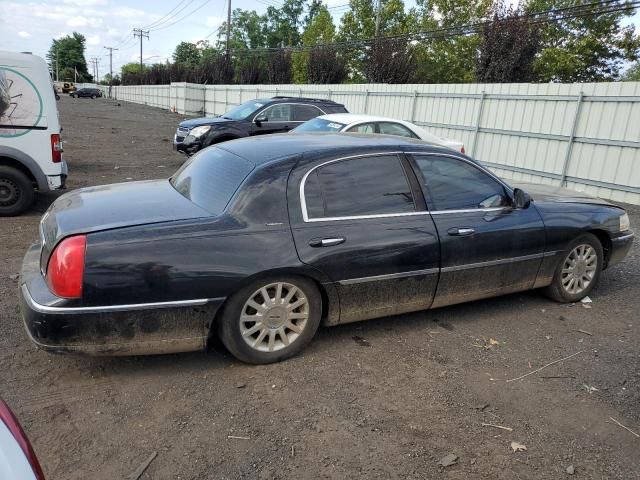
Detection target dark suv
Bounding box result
[173,96,348,155]
[70,88,102,98]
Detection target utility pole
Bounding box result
[133,28,150,75]
[104,46,118,98]
[91,57,100,84]
[226,0,232,57]
[374,0,381,37]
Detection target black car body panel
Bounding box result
[20,134,634,356]
[174,97,348,155]
[71,88,102,98]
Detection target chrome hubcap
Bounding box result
[561,244,597,295]
[240,282,309,352]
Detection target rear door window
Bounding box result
[346,123,376,134]
[303,155,415,219]
[171,147,254,214]
[293,104,323,122]
[378,122,418,138]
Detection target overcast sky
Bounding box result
[1,0,638,80]
[0,0,353,78]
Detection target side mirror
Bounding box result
[513,188,531,209]
[255,116,267,126]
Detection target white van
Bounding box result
[0,51,67,216]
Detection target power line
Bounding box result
[143,0,193,29]
[150,0,212,31]
[228,0,639,55]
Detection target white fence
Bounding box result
[105,82,640,205]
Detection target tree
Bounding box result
[338,0,412,80]
[308,45,347,83]
[47,32,92,82]
[411,0,492,83]
[173,42,201,66]
[622,62,640,81]
[476,1,540,82]
[267,51,293,83]
[527,0,640,82]
[263,0,306,47]
[293,5,336,83]
[365,38,417,83]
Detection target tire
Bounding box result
[91,95,96,99]
[0,166,35,216]
[544,233,604,303]
[217,276,322,364]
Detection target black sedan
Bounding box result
[70,88,102,98]
[20,134,633,364]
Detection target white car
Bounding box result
[0,51,67,216]
[292,113,465,153]
[0,399,45,479]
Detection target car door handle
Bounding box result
[448,227,475,236]
[309,237,345,247]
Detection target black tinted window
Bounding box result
[304,155,415,219]
[171,147,254,214]
[294,104,322,121]
[414,155,508,211]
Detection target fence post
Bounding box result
[328,89,332,101]
[470,91,486,158]
[225,86,229,112]
[410,90,419,122]
[560,92,584,187]
[364,89,370,114]
[299,88,302,98]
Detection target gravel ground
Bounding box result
[0,96,639,480]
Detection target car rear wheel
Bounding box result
[0,166,35,216]
[545,233,603,303]
[217,276,322,364]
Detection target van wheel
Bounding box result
[0,167,35,216]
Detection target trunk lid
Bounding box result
[39,179,210,272]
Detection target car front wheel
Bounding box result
[545,233,604,303]
[91,95,96,99]
[217,276,322,364]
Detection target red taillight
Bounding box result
[460,145,466,154]
[0,399,46,480]
[51,134,63,163]
[46,235,86,298]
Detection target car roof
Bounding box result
[318,113,411,125]
[266,96,344,106]
[215,132,448,166]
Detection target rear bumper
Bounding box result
[42,161,68,192]
[608,231,634,268]
[19,244,223,356]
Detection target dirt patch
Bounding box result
[0,96,639,479]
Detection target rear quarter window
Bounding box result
[171,147,254,214]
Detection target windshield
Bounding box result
[221,100,266,120]
[171,147,254,214]
[292,117,346,133]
